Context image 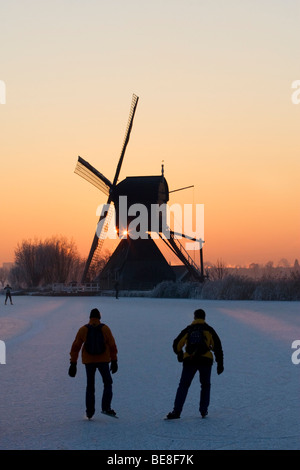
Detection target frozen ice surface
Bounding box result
[0,296,299,450]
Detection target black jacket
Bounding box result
[172,318,224,367]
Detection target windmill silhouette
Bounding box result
[75,94,204,289]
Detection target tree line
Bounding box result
[1,237,299,297]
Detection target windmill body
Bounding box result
[97,237,176,290]
[74,94,204,290]
[97,172,175,290]
[114,175,169,236]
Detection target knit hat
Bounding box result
[90,308,101,319]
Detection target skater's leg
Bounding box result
[173,363,197,415]
[199,363,212,416]
[97,363,113,411]
[85,363,97,418]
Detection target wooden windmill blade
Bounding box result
[81,203,114,282]
[74,157,113,281]
[79,93,139,283]
[111,93,139,188]
[75,156,112,196]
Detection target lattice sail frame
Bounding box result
[76,94,139,282]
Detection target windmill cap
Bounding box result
[90,308,101,319]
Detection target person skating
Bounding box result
[166,308,224,420]
[69,308,118,420]
[114,280,119,299]
[4,284,13,305]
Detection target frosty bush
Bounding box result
[253,272,300,301]
[151,272,300,301]
[151,281,201,298]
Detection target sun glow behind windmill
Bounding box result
[74,94,204,289]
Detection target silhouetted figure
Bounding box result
[114,281,119,299]
[166,308,224,420]
[68,308,118,420]
[4,284,13,305]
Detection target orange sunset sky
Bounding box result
[1,1,299,269]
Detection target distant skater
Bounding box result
[114,281,119,299]
[68,308,118,420]
[4,284,13,305]
[166,308,224,420]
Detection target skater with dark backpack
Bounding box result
[69,308,118,420]
[166,308,224,420]
[84,323,106,355]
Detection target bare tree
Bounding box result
[277,258,290,268]
[0,267,10,288]
[12,236,83,287]
[13,239,42,287]
[208,258,228,280]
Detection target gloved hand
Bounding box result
[110,360,118,374]
[177,351,184,362]
[68,362,77,377]
[217,363,224,375]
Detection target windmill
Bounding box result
[75,93,204,289]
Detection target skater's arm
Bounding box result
[172,327,189,354]
[69,327,86,363]
[208,326,224,369]
[103,325,118,361]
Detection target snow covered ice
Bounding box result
[0,296,299,450]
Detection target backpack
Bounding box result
[186,324,209,358]
[84,324,106,355]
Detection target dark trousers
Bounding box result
[5,293,12,304]
[173,360,212,415]
[85,362,113,416]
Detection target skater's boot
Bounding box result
[165,411,180,420]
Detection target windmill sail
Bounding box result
[81,203,114,282]
[80,93,139,282]
[112,93,139,187]
[75,156,112,196]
